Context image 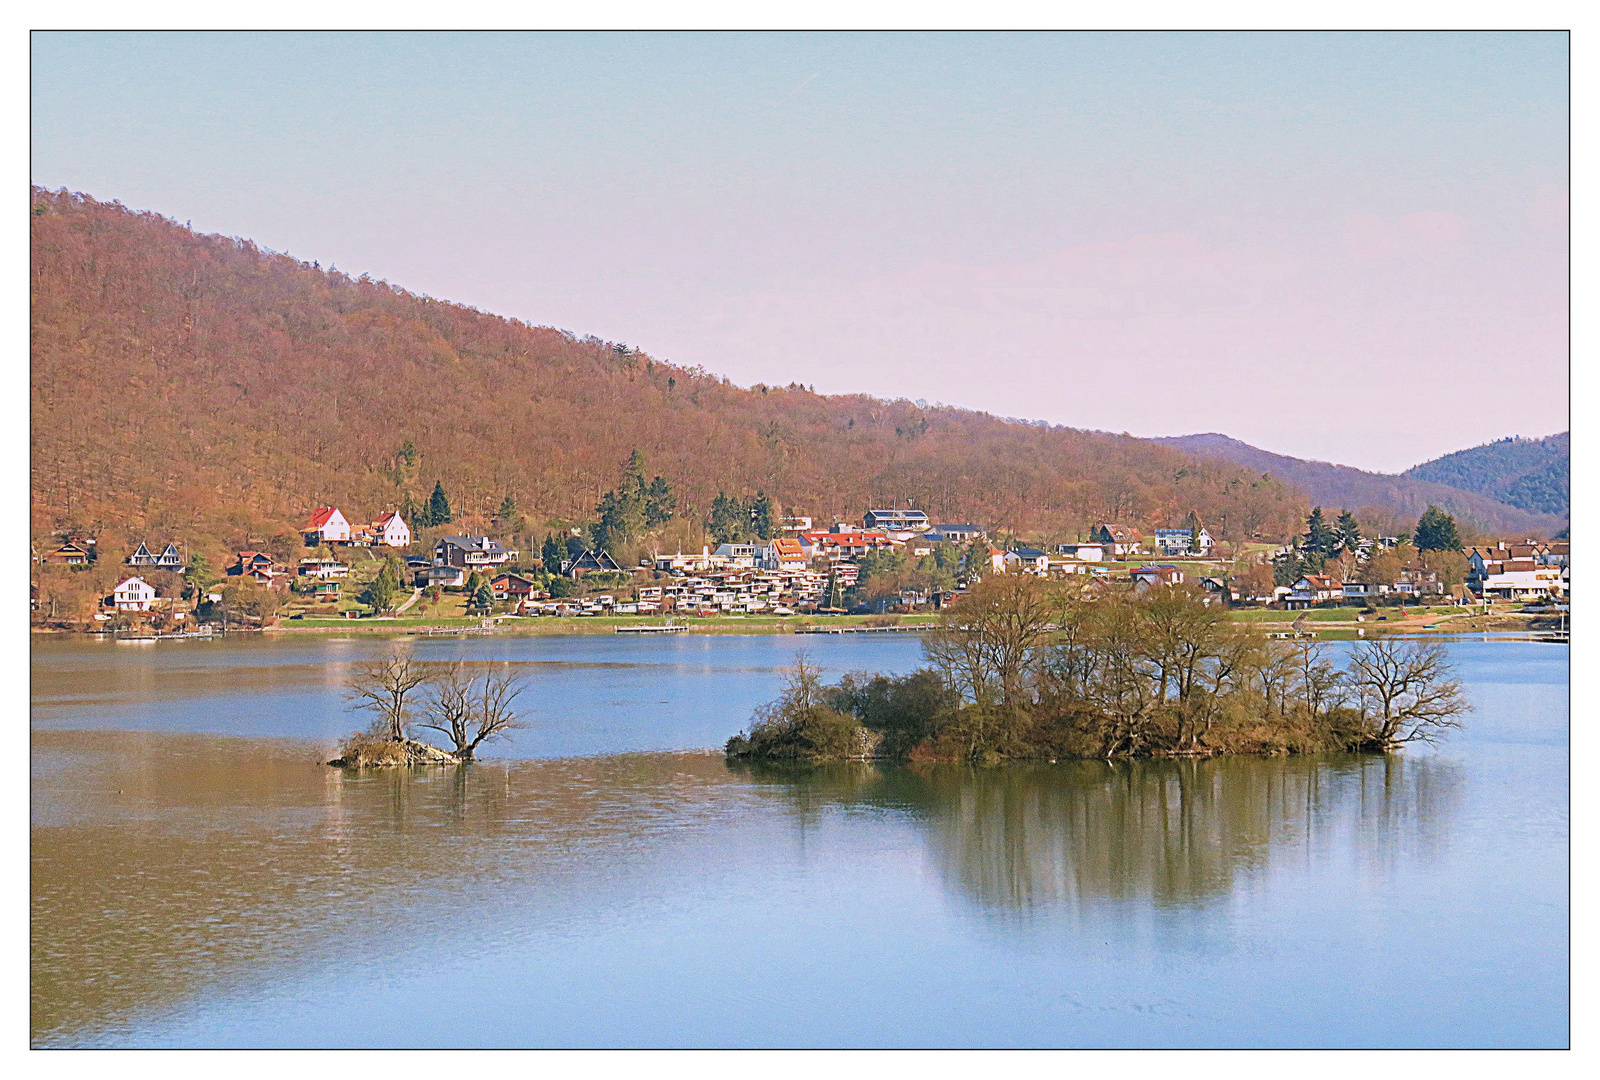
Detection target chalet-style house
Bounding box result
[127,542,185,570]
[434,534,517,570]
[1093,524,1144,557]
[45,539,93,566]
[1285,574,1342,608]
[302,507,352,546]
[863,509,930,532]
[491,572,537,600]
[567,549,622,577]
[297,556,349,579]
[229,551,280,585]
[369,510,411,548]
[111,576,156,612]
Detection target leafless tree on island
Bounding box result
[418,661,526,761]
[347,649,430,742]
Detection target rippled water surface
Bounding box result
[31,635,1568,1047]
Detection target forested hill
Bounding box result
[1404,433,1569,517]
[31,186,1308,564]
[1152,433,1566,538]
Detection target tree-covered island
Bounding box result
[726,576,1469,765]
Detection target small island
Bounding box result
[328,653,524,767]
[726,576,1469,765]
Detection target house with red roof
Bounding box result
[371,510,411,548]
[301,506,351,545]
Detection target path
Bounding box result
[393,586,423,614]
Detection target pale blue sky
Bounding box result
[32,32,1569,471]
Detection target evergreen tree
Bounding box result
[428,481,452,527]
[751,493,775,540]
[361,558,401,612]
[1303,507,1338,559]
[1414,506,1462,552]
[645,476,676,527]
[542,534,566,574]
[1336,510,1362,553]
[464,570,486,596]
[472,581,495,611]
[710,492,747,544]
[564,535,586,560]
[964,538,991,578]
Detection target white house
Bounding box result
[1056,542,1105,562]
[1481,569,1563,602]
[712,542,762,568]
[371,510,411,548]
[1004,547,1051,574]
[112,576,156,612]
[302,506,351,545]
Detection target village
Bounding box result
[31,498,1569,636]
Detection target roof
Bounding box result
[492,571,535,584]
[1098,524,1144,541]
[437,534,510,554]
[770,538,804,556]
[1010,547,1049,559]
[115,576,151,590]
[303,506,342,530]
[374,510,405,527]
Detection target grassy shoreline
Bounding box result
[262,605,1551,639]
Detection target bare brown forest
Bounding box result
[31,187,1306,564]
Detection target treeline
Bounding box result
[727,577,1469,764]
[1405,433,1569,518]
[31,186,1308,568]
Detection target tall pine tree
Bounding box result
[428,481,452,527]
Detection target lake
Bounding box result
[30,634,1568,1047]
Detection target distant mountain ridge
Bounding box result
[1404,433,1568,517]
[1150,433,1566,538]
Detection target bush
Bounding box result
[725,657,878,763]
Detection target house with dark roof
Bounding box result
[434,534,518,570]
[1093,524,1144,557]
[567,549,622,577]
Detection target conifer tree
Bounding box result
[429,481,452,527]
[1414,506,1462,552]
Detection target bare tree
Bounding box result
[1346,638,1470,748]
[418,661,526,760]
[347,649,429,742]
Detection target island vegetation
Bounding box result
[726,577,1469,765]
[330,650,525,767]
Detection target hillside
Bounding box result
[1405,433,1569,517]
[1151,434,1566,539]
[30,187,1308,569]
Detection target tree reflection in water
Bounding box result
[731,754,1462,912]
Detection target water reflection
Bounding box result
[734,755,1463,911]
[33,725,1468,1046]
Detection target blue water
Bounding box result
[30,635,1568,1047]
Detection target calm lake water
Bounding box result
[31,634,1568,1047]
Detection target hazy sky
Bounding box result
[31,31,1568,472]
